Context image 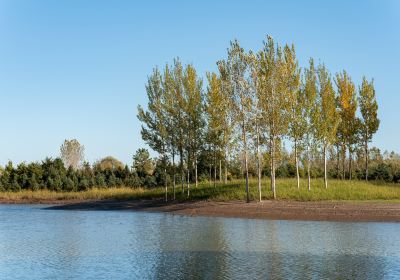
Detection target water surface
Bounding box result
[1,204,400,279]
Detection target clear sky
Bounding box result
[0,0,399,165]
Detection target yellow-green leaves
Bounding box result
[359,77,379,142]
[317,63,340,146]
[335,70,358,148]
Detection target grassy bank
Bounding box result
[0,187,158,202]
[1,179,400,203]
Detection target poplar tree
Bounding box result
[256,36,289,199]
[137,67,169,201]
[225,40,253,203]
[336,71,357,179]
[217,62,234,185]
[359,77,380,180]
[170,59,187,194]
[60,139,85,170]
[248,51,263,201]
[316,64,340,188]
[284,44,303,189]
[347,114,361,180]
[183,64,204,195]
[163,65,178,199]
[303,58,319,191]
[205,72,223,188]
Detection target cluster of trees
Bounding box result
[0,37,385,202]
[0,140,166,192]
[138,36,380,202]
[253,147,400,183]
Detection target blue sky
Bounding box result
[0,0,399,165]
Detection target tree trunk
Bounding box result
[187,168,190,197]
[219,160,222,183]
[324,144,328,189]
[224,147,228,184]
[349,149,352,180]
[195,156,198,188]
[270,136,273,192]
[307,147,311,191]
[180,149,184,195]
[214,148,217,188]
[256,124,262,202]
[336,144,340,179]
[342,146,346,180]
[164,167,168,202]
[172,151,176,200]
[209,164,212,187]
[365,142,369,181]
[294,139,300,189]
[271,137,276,199]
[243,122,250,203]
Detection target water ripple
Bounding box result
[1,205,400,279]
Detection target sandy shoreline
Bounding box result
[3,198,400,222]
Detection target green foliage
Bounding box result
[0,156,146,192]
[359,77,379,141]
[63,177,75,192]
[96,173,106,187]
[132,148,154,178]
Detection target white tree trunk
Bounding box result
[257,148,262,202]
[219,160,222,183]
[172,152,176,200]
[256,124,262,202]
[270,137,273,192]
[195,156,198,188]
[243,123,250,203]
[164,167,168,202]
[209,164,212,187]
[214,152,217,188]
[271,137,276,199]
[342,146,346,180]
[365,141,369,181]
[307,147,311,191]
[349,150,353,180]
[324,145,328,189]
[294,139,300,189]
[187,168,190,197]
[180,150,184,195]
[224,147,228,184]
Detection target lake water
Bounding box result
[1,205,400,279]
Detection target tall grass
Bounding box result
[0,187,150,202]
[205,178,400,202]
[1,179,400,202]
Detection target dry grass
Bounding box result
[0,187,148,202]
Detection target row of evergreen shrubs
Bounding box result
[1,157,400,192]
[0,158,157,192]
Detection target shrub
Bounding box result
[63,177,75,192]
[124,174,141,188]
[371,163,392,181]
[144,176,157,188]
[78,178,90,191]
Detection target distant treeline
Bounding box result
[138,36,381,201]
[0,148,166,192]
